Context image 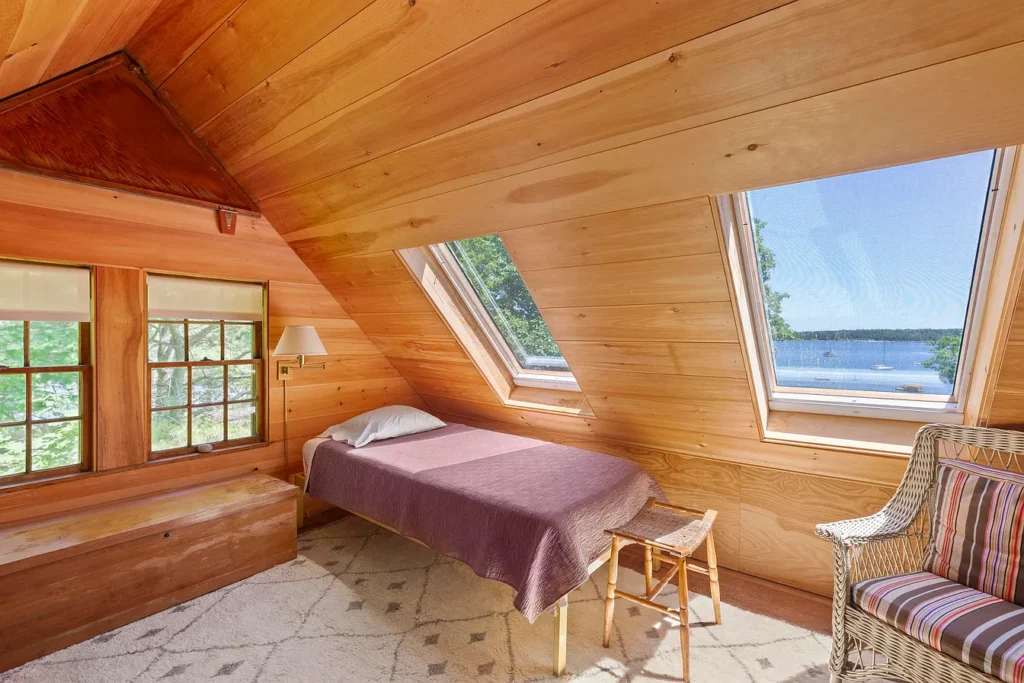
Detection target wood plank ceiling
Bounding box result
[4,0,1024,595]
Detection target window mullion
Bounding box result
[25,369,32,474]
[222,359,228,443]
[186,364,193,447]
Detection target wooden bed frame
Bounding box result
[292,473,610,676]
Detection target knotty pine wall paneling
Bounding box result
[93,266,148,470]
[10,0,1015,595]
[0,169,421,524]
[256,0,1024,234]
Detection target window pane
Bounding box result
[446,235,567,372]
[32,372,80,420]
[225,324,254,360]
[192,405,224,444]
[152,409,187,451]
[189,323,222,361]
[228,364,256,401]
[32,420,80,470]
[192,365,225,404]
[148,322,185,362]
[151,367,187,408]
[228,402,257,440]
[0,425,26,476]
[747,151,994,396]
[0,375,26,423]
[29,321,78,366]
[0,321,23,367]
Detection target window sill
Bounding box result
[504,385,596,418]
[0,464,88,491]
[0,441,273,493]
[764,410,918,457]
[149,440,271,463]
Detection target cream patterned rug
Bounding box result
[2,516,833,682]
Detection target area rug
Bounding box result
[1,516,834,682]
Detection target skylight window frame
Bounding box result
[726,147,1015,424]
[427,242,580,393]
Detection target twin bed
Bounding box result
[298,419,661,675]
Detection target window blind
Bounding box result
[0,261,91,322]
[148,275,263,321]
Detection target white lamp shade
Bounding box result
[273,326,327,357]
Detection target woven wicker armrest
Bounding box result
[815,511,914,547]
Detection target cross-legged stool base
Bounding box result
[602,499,722,682]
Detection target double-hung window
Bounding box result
[727,149,1013,422]
[0,261,92,482]
[147,275,265,458]
[429,234,578,391]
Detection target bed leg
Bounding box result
[553,600,567,676]
[291,474,306,530]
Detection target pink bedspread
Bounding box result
[306,423,662,622]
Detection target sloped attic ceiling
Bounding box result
[5,0,1024,595]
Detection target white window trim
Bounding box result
[427,242,580,392]
[727,147,1016,424]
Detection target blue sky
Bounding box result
[747,150,995,332]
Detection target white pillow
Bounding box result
[320,406,445,448]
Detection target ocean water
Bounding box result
[772,340,951,395]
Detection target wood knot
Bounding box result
[408,0,415,5]
[668,52,681,63]
[747,143,759,151]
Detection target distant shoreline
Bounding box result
[791,329,959,343]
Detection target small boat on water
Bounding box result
[871,341,893,371]
[823,350,836,358]
[898,384,924,393]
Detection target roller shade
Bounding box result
[148,275,263,321]
[0,261,91,322]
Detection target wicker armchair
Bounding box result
[816,424,1024,683]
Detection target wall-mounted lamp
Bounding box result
[273,325,327,380]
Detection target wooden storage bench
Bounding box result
[0,473,297,672]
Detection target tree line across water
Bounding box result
[791,329,961,342]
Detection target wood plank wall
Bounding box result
[307,209,905,595]
[108,0,1024,596]
[5,0,1024,597]
[0,169,422,524]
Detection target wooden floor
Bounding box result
[302,509,833,636]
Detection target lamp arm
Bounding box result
[277,355,327,380]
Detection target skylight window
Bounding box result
[729,149,1012,422]
[430,234,577,390]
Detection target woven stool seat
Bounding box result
[602,498,722,682]
[607,506,712,557]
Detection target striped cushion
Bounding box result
[927,460,1024,605]
[853,572,1024,682]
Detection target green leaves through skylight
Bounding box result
[446,235,568,373]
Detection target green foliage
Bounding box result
[147,321,257,451]
[0,321,82,475]
[753,218,798,341]
[922,333,962,385]
[448,235,563,369]
[795,328,962,342]
[0,321,23,366]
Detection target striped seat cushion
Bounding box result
[853,572,1024,683]
[927,460,1024,604]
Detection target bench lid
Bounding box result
[0,474,295,577]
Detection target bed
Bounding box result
[297,421,662,675]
